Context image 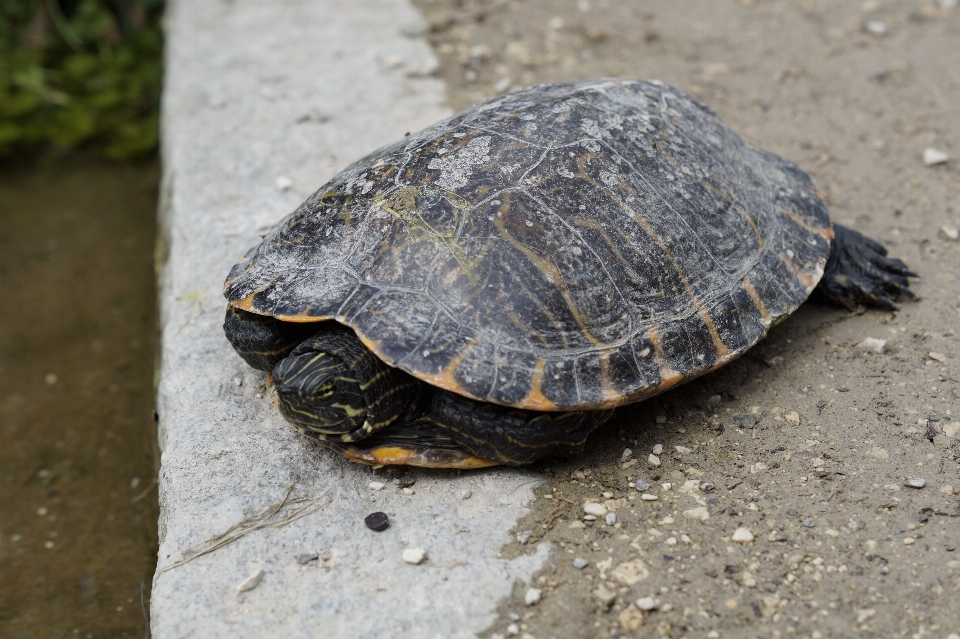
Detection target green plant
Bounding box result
[0,0,163,160]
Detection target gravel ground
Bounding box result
[410,1,960,637]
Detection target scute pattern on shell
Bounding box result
[224,79,831,411]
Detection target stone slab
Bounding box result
[153,1,545,636]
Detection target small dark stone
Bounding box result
[734,415,758,428]
[724,564,741,574]
[836,387,850,393]
[662,555,675,562]
[928,413,942,422]
[802,518,816,528]
[751,602,763,618]
[816,400,828,414]
[297,553,319,565]
[786,509,800,518]
[915,513,929,523]
[946,539,958,552]
[761,582,778,592]
[364,511,390,531]
[926,421,939,442]
[704,569,718,578]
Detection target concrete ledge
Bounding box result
[153,1,544,636]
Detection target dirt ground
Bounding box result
[409,0,960,637]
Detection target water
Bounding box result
[0,153,160,638]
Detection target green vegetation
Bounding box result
[0,0,163,160]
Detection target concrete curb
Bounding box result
[153,1,545,636]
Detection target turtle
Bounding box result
[222,79,915,469]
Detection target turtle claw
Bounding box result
[819,224,917,311]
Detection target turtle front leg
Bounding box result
[430,391,614,466]
[818,224,917,311]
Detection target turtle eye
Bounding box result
[314,379,337,401]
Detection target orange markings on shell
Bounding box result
[340,446,499,469]
[521,360,559,411]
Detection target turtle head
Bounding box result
[270,326,419,442]
[272,348,368,437]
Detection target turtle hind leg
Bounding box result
[430,391,614,466]
[819,223,917,311]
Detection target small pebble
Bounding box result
[583,502,608,517]
[402,548,426,565]
[44,540,55,549]
[865,19,888,36]
[505,623,520,636]
[583,515,597,521]
[941,224,960,241]
[635,596,657,611]
[904,478,925,489]
[732,527,754,542]
[275,176,293,191]
[573,557,589,569]
[903,537,916,546]
[647,454,661,467]
[652,444,663,455]
[655,415,667,424]
[857,337,887,354]
[621,448,633,462]
[923,147,950,166]
[802,518,816,528]
[945,539,958,551]
[635,480,651,491]
[699,481,715,492]
[661,482,672,491]
[524,587,541,606]
[605,513,617,526]
[368,481,385,491]
[929,352,947,363]
[364,512,390,531]
[36,507,49,517]
[516,530,532,544]
[44,373,58,385]
[457,489,472,500]
[880,565,890,574]
[640,493,658,501]
[297,553,318,565]
[236,569,264,593]
[402,487,415,496]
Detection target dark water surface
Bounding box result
[0,154,160,638]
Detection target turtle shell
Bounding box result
[224,79,831,411]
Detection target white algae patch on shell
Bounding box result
[225,80,832,412]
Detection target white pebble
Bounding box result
[573,557,588,569]
[583,514,597,521]
[904,477,925,488]
[236,569,264,593]
[661,482,672,491]
[275,176,293,190]
[857,337,887,354]
[620,448,633,462]
[524,587,541,605]
[583,502,608,517]
[516,530,532,544]
[605,513,617,526]
[648,454,661,467]
[865,19,888,36]
[457,489,472,500]
[506,623,520,636]
[368,481,385,491]
[941,224,959,241]
[640,493,658,501]
[652,444,663,455]
[402,548,426,565]
[923,147,949,166]
[402,487,415,496]
[732,527,755,542]
[635,596,657,611]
